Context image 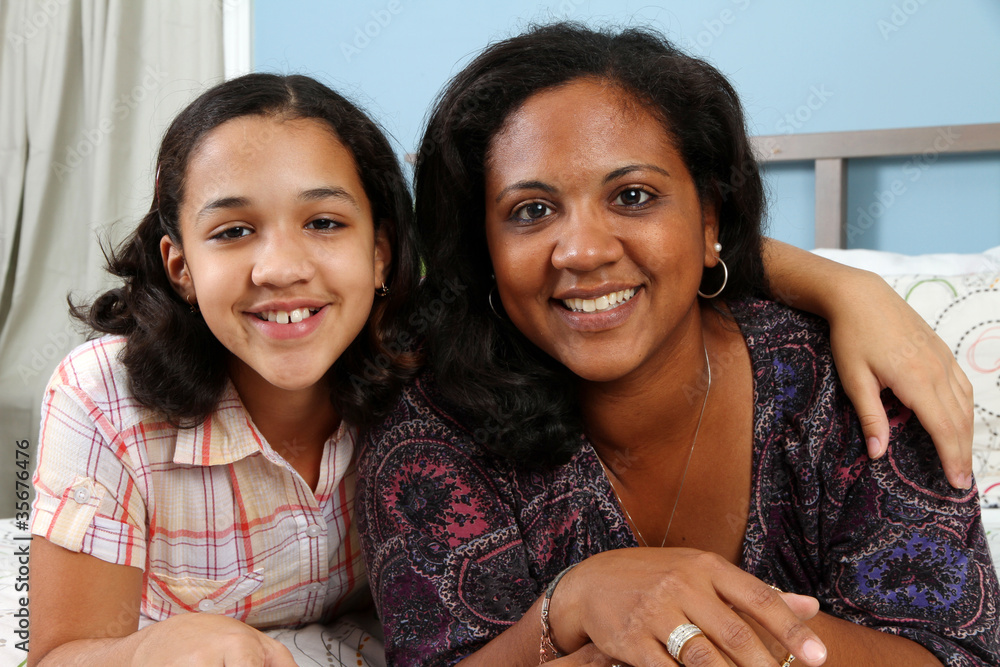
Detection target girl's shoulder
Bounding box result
[45,334,157,433]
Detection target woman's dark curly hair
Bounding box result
[414,22,767,465]
[74,73,421,432]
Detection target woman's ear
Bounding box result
[160,235,194,300]
[702,200,721,268]
[373,226,392,290]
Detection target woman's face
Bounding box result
[484,78,718,383]
[162,115,390,395]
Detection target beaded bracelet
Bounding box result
[539,563,578,663]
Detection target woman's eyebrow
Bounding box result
[603,164,670,184]
[495,180,555,203]
[298,186,361,211]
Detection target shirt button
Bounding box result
[305,524,324,538]
[72,487,90,504]
[197,599,215,612]
[307,582,324,594]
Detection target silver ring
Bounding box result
[666,623,704,664]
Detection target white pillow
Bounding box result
[812,245,1000,277]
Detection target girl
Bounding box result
[357,24,998,666]
[28,73,420,665]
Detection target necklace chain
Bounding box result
[596,342,712,548]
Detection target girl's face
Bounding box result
[162,115,389,395]
[484,78,718,384]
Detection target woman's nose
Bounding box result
[250,233,316,287]
[550,208,624,272]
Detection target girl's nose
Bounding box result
[551,208,624,272]
[251,234,316,287]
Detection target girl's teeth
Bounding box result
[258,307,316,323]
[562,288,636,313]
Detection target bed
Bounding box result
[1,124,998,666]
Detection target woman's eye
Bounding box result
[616,188,652,207]
[215,226,250,240]
[512,202,553,222]
[306,217,342,230]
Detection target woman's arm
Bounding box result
[761,238,974,488]
[28,538,296,666]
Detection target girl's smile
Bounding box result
[162,115,389,397]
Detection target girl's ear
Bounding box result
[373,226,392,289]
[160,235,194,300]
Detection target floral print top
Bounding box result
[358,298,1000,666]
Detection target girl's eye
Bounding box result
[511,202,553,222]
[616,188,652,207]
[306,218,343,230]
[214,226,251,240]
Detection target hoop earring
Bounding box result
[488,285,503,319]
[697,258,728,299]
[376,282,389,297]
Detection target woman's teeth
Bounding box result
[563,288,636,313]
[256,307,318,324]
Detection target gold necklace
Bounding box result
[596,342,711,548]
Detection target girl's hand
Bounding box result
[550,548,827,667]
[761,239,974,489]
[132,613,298,666]
[826,268,974,488]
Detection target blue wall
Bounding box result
[254,0,1000,253]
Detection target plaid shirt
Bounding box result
[31,336,367,628]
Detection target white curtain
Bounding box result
[0,0,224,515]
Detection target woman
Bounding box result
[357,24,998,666]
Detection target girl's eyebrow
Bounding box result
[196,187,361,222]
[494,180,555,203]
[197,196,251,221]
[602,164,670,184]
[298,186,361,211]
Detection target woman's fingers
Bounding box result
[727,582,826,665]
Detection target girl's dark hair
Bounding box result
[75,73,420,432]
[414,22,767,465]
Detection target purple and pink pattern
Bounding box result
[358,298,1000,666]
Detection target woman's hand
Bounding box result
[131,613,297,666]
[549,548,827,667]
[761,239,974,488]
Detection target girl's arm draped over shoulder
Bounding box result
[761,238,974,488]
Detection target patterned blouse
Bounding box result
[358,298,1000,666]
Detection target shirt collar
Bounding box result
[173,382,268,466]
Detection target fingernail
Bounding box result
[868,436,885,459]
[961,473,973,490]
[801,638,827,661]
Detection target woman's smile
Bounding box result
[484,77,718,383]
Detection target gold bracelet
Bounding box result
[781,652,796,666]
